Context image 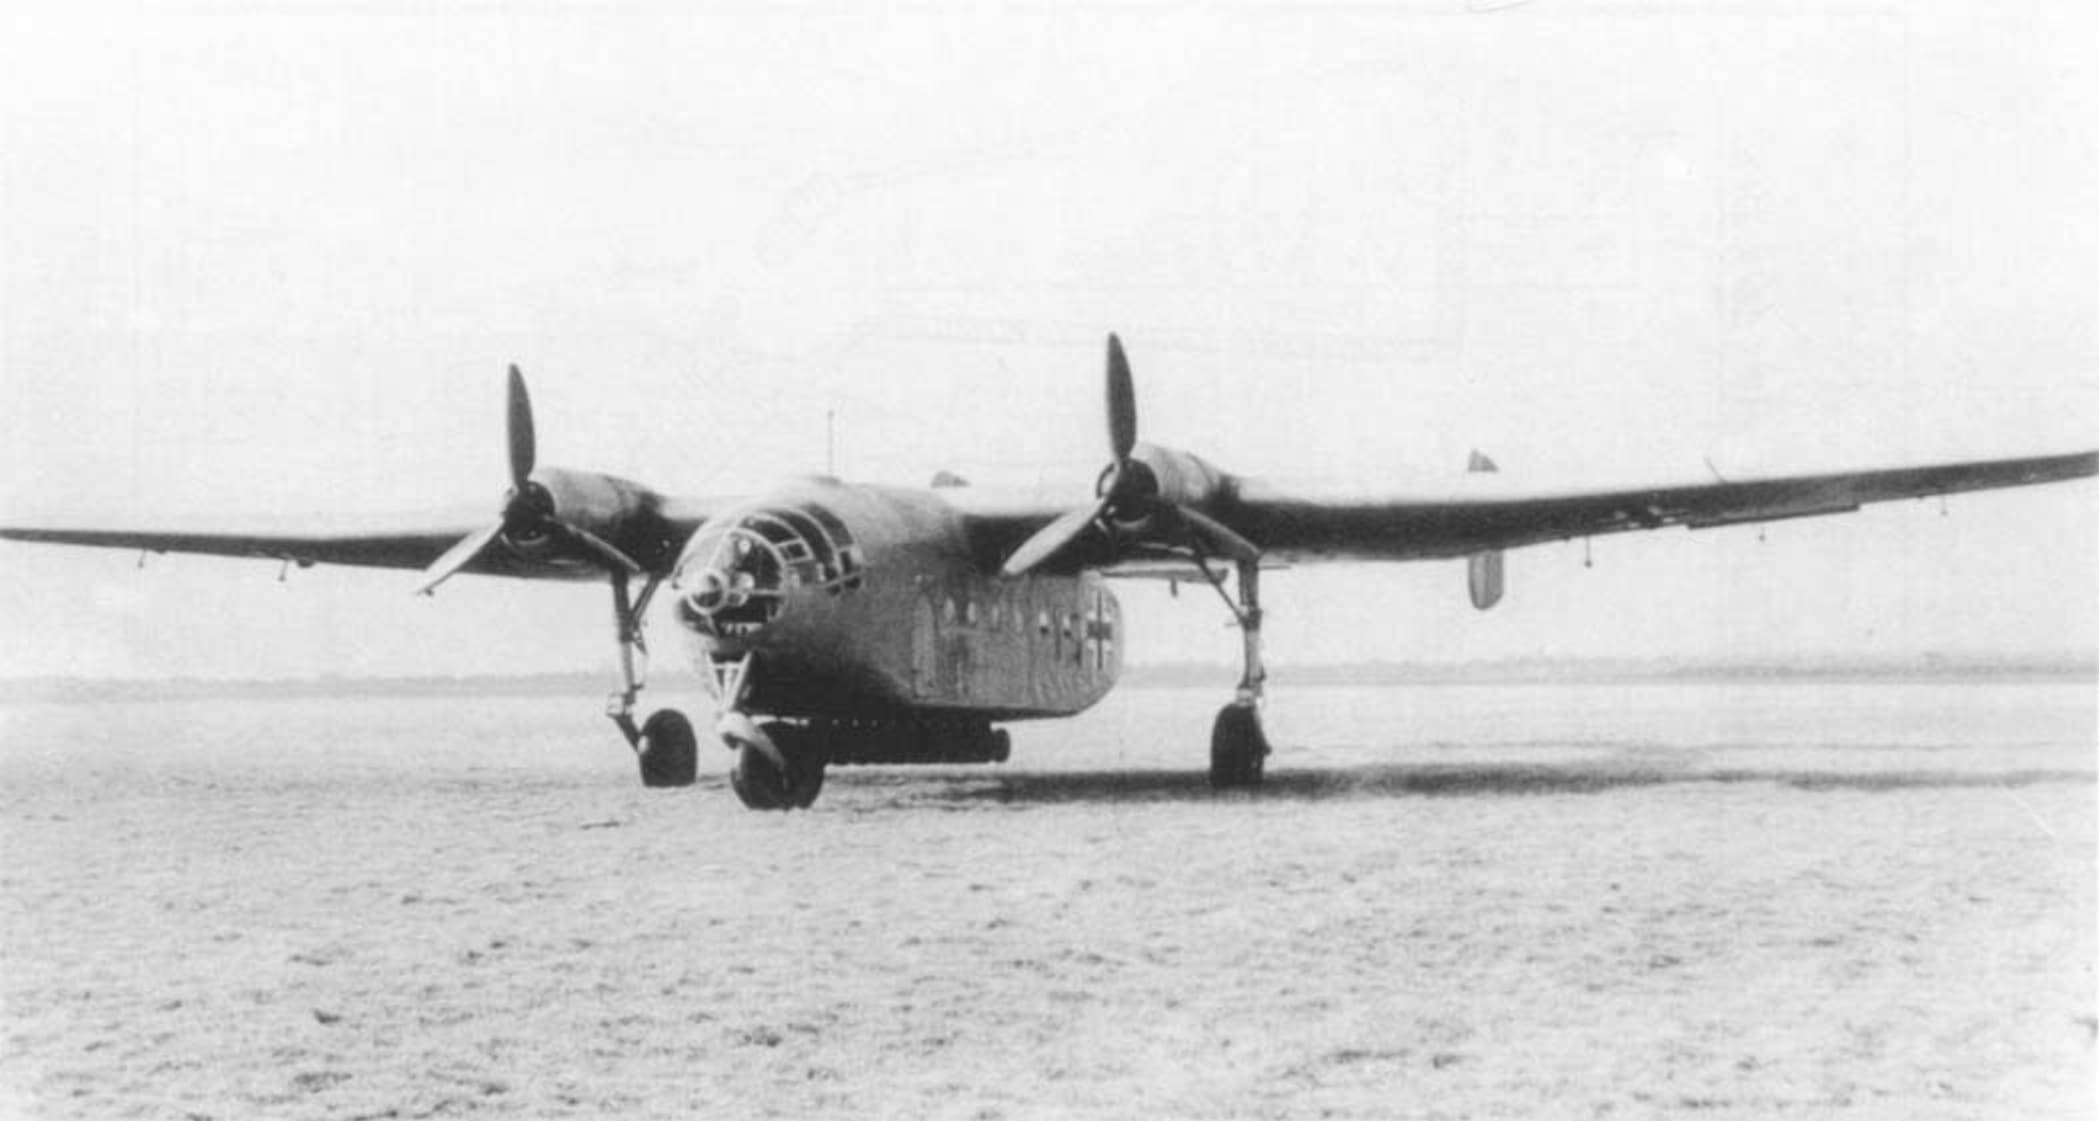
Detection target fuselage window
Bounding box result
[801,504,864,591]
[739,513,820,588]
[773,507,838,585]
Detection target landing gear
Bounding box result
[602,571,696,788]
[726,719,827,811]
[636,710,697,788]
[1210,703,1268,788]
[1200,555,1271,788]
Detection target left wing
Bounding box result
[951,448,2098,573]
[952,335,2099,577]
[1221,448,2099,563]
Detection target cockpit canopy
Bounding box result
[673,503,862,636]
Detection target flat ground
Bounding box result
[1,681,2092,1120]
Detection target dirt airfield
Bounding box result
[2,680,2092,1120]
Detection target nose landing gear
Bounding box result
[720,713,827,811]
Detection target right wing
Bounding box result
[3,368,736,586]
[0,492,730,583]
[0,511,482,572]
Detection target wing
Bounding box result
[0,510,485,572]
[0,496,726,582]
[948,448,2096,573]
[0,366,749,586]
[1222,449,2099,563]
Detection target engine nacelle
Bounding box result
[1133,443,1229,506]
[514,466,677,570]
[1098,443,1231,536]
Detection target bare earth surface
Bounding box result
[1,681,2092,1120]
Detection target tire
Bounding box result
[730,744,789,810]
[1209,704,1269,789]
[772,723,829,809]
[730,723,828,811]
[637,710,698,788]
[787,758,826,809]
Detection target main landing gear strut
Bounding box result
[604,571,698,788]
[1202,555,1270,787]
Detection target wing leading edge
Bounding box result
[0,517,475,572]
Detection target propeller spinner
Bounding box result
[1001,335,1258,578]
[416,366,641,595]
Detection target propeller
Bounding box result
[416,366,641,596]
[1001,334,1258,578]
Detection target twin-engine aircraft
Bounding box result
[5,335,2094,810]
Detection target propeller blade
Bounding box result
[506,364,536,489]
[564,524,645,576]
[1001,502,1106,578]
[1177,505,1261,564]
[416,520,505,596]
[1106,334,1136,461]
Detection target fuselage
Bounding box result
[669,477,1121,722]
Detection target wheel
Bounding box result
[636,709,697,788]
[730,724,827,811]
[788,756,825,808]
[730,744,788,810]
[1209,703,1269,788]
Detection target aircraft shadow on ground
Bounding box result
[902,761,2096,807]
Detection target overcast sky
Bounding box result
[1,0,2094,680]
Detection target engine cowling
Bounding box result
[1100,443,1230,536]
[521,467,672,566]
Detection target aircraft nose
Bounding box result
[684,567,731,612]
[674,556,781,637]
